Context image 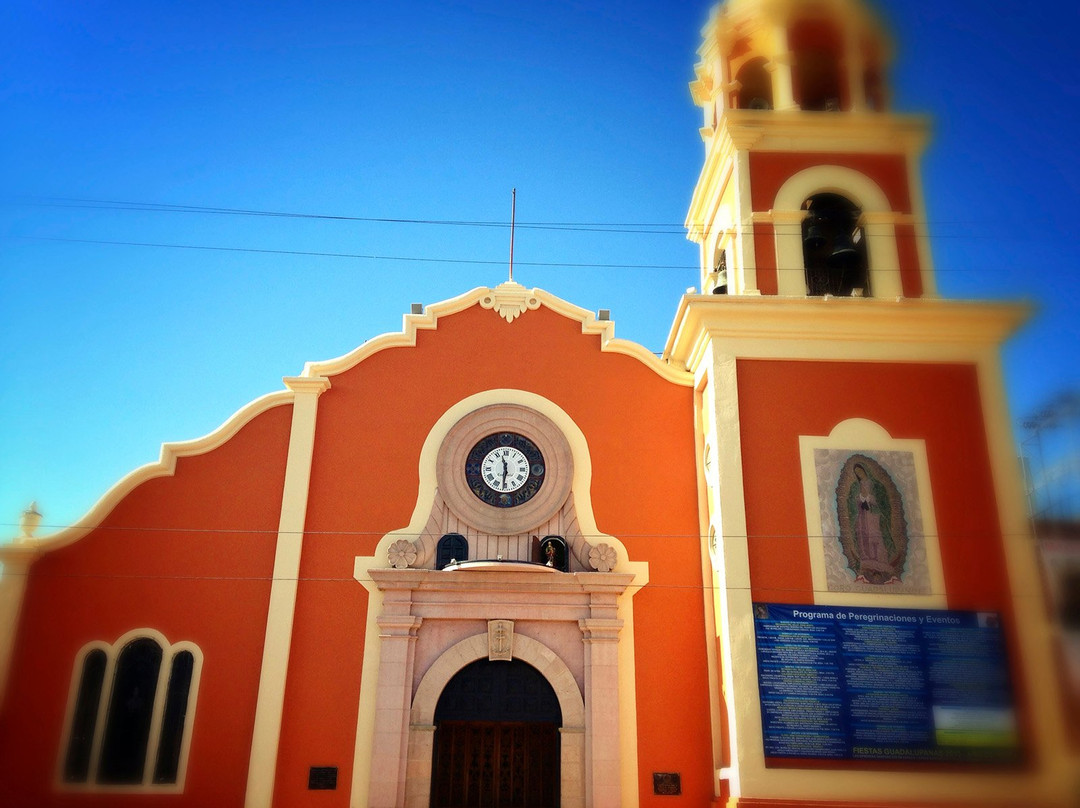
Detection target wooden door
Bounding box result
[431,720,559,808]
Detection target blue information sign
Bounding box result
[752,603,1019,763]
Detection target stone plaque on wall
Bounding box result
[488,620,514,661]
[653,772,681,795]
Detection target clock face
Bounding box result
[466,432,545,508]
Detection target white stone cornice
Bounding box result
[720,109,930,154]
[1,389,295,557]
[578,618,624,642]
[303,285,690,386]
[282,375,331,395]
[663,295,1031,371]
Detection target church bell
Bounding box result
[803,219,827,252]
[826,228,861,269]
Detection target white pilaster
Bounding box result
[709,350,755,798]
[580,617,623,808]
[369,612,423,807]
[244,375,330,808]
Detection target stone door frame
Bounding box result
[406,632,586,808]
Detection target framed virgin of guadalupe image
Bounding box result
[799,419,945,606]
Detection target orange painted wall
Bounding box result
[735,358,1036,761]
[270,304,714,806]
[753,222,779,295]
[0,404,292,807]
[736,359,1009,607]
[748,153,913,213]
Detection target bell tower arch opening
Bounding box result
[734,56,772,110]
[789,17,845,111]
[801,192,869,297]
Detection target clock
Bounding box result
[436,404,572,535]
[465,432,545,508]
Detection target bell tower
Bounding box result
[686,0,935,299]
[667,2,1073,805]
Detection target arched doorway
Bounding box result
[431,659,561,808]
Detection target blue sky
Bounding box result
[2,0,1078,532]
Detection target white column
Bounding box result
[560,726,587,808]
[767,20,797,111]
[708,350,756,798]
[244,375,330,808]
[861,212,903,299]
[734,149,759,295]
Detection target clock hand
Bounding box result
[501,457,508,489]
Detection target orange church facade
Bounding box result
[0,0,1075,806]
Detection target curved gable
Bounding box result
[302,283,691,387]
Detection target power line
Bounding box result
[21,235,697,271]
[20,234,1029,274]
[0,568,1050,600]
[0,522,1042,541]
[15,197,687,234]
[14,196,1021,237]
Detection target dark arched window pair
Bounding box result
[63,636,198,787]
[802,193,869,296]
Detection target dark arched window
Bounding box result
[153,651,195,784]
[710,249,729,294]
[435,659,562,724]
[61,635,199,788]
[1062,571,1080,630]
[802,193,868,296]
[735,57,773,110]
[436,534,468,570]
[99,638,163,784]
[63,649,107,783]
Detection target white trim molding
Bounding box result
[244,375,331,808]
[302,283,691,387]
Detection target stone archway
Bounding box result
[771,164,902,298]
[405,633,586,808]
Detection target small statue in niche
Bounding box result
[538,535,568,572]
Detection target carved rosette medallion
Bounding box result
[388,539,418,569]
[588,543,617,572]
